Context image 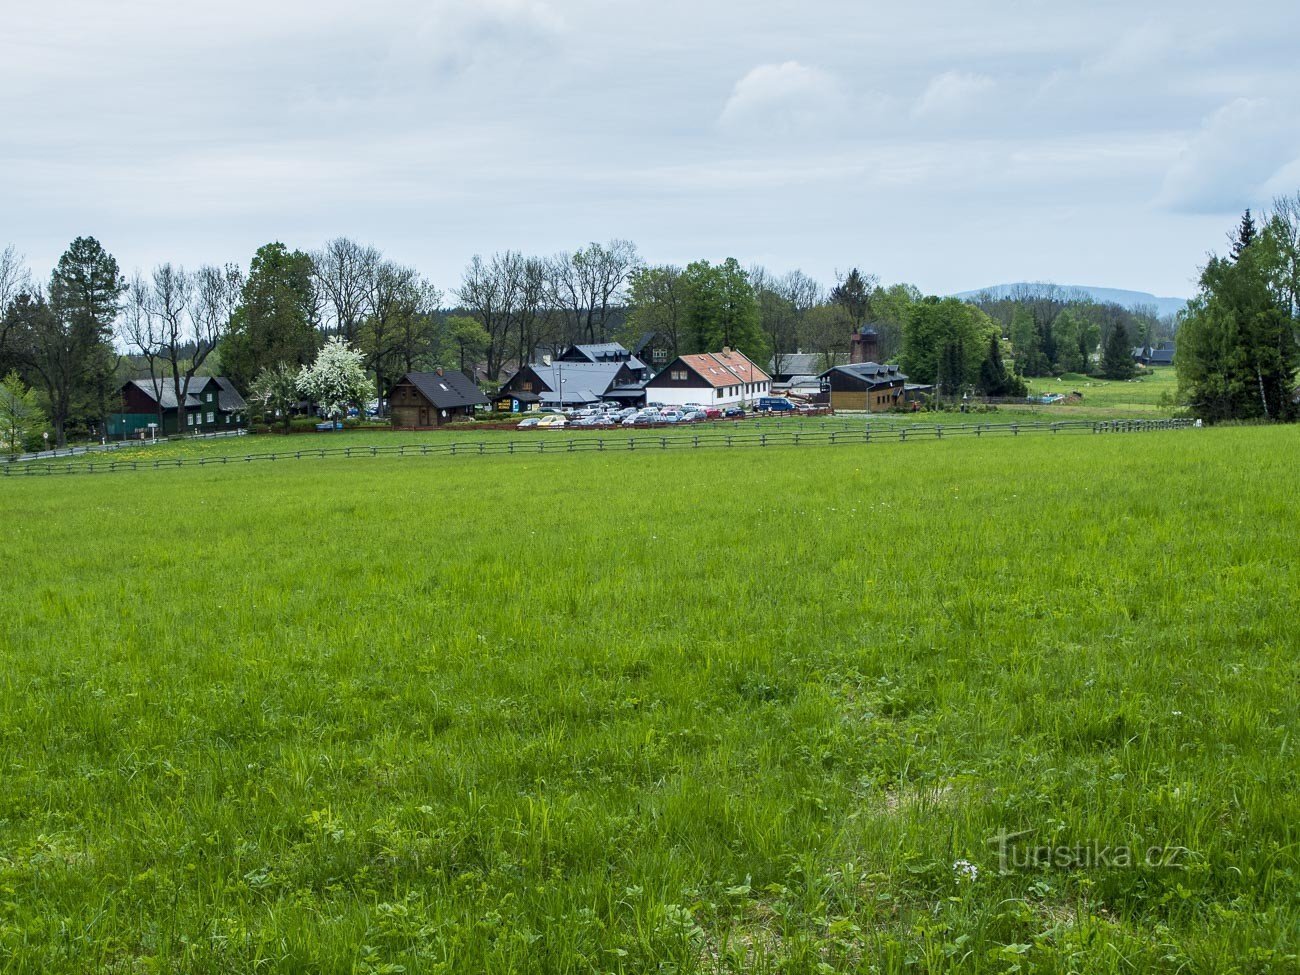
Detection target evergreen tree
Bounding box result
[977,334,1025,396]
[44,236,125,443]
[1230,209,1257,261]
[1101,321,1136,380]
[829,268,874,331]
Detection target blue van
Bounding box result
[755,396,797,412]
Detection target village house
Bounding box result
[819,362,908,412]
[642,349,771,408]
[1132,342,1176,366]
[556,342,650,381]
[632,331,677,375]
[768,352,847,385]
[108,376,247,437]
[494,359,645,411]
[389,369,488,428]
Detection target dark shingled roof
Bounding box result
[821,362,907,384]
[401,371,489,409]
[125,376,246,411]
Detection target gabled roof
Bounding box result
[124,377,245,411]
[560,343,649,374]
[524,360,632,394]
[821,362,907,385]
[400,370,488,409]
[648,350,770,388]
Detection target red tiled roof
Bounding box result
[673,350,771,388]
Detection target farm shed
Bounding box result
[819,362,907,412]
[389,370,488,428]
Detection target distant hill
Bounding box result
[954,283,1188,319]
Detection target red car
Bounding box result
[703,407,723,419]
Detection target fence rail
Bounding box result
[1,418,1195,479]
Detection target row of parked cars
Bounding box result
[516,404,750,429]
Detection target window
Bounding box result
[187,413,194,426]
[653,348,668,363]
[521,381,533,392]
[671,370,687,381]
[206,392,214,402]
[206,411,214,423]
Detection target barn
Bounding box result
[389,370,488,428]
[820,362,907,412]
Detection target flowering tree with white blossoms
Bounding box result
[295,337,370,420]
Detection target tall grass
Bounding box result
[0,427,1295,973]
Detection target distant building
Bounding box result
[389,370,488,427]
[557,342,649,381]
[631,331,676,374]
[820,362,907,412]
[768,352,847,384]
[494,359,645,411]
[1132,342,1176,366]
[642,349,771,407]
[108,377,246,437]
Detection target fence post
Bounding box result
[1012,424,1018,436]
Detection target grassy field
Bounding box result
[9,397,1180,475]
[1025,367,1180,412]
[1,426,1296,973]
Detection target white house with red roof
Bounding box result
[642,348,772,408]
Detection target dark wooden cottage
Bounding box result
[389,370,488,428]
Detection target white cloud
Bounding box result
[719,61,844,136]
[1158,98,1300,213]
[913,71,996,119]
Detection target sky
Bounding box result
[4,0,1299,300]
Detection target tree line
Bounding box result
[3,198,1298,450]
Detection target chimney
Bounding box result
[849,328,879,364]
[436,367,444,377]
[722,346,731,355]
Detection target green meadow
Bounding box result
[1025,367,1180,412]
[1,426,1296,973]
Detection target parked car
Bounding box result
[537,414,568,428]
[755,396,797,412]
[723,406,746,418]
[703,407,722,419]
[516,416,541,429]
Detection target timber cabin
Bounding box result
[109,377,247,437]
[641,349,771,408]
[389,370,488,428]
[819,362,907,412]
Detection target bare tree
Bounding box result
[1269,192,1300,319]
[314,237,380,345]
[456,253,520,381]
[149,263,235,435]
[120,274,168,432]
[549,239,640,345]
[0,246,32,370]
[361,260,443,405]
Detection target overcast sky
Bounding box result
[4,0,1299,299]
